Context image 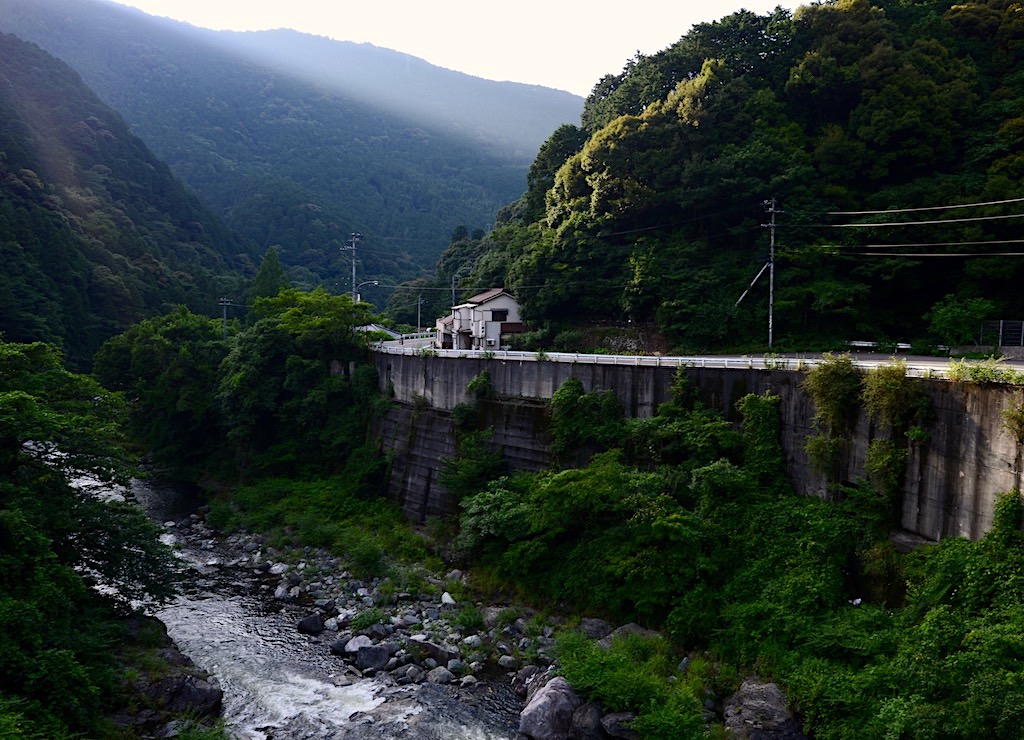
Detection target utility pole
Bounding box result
[766,198,777,350]
[734,198,779,349]
[417,294,423,333]
[218,297,232,340]
[340,233,361,300]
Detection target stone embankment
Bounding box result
[167,508,805,738]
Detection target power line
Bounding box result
[830,212,1024,228]
[813,238,1024,249]
[789,195,1024,216]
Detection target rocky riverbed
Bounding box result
[159,506,550,738]
[155,501,806,739]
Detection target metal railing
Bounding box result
[372,343,963,379]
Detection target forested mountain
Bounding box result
[427,0,1024,351]
[0,0,583,297]
[0,33,253,368]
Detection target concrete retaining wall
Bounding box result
[373,352,1023,539]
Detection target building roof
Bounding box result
[465,287,512,305]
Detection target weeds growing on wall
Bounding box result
[802,354,862,479]
[860,361,928,521]
[948,356,1024,384]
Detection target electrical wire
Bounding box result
[788,195,1024,216]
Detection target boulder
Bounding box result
[344,635,374,653]
[601,712,639,739]
[518,676,584,740]
[597,623,661,650]
[724,679,807,739]
[427,666,456,684]
[569,701,606,739]
[148,674,223,717]
[297,613,325,635]
[355,645,391,672]
[576,618,614,640]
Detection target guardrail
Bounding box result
[372,344,960,379]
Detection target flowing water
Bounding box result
[135,480,518,739]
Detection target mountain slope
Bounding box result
[0,32,252,367]
[0,0,583,292]
[450,1,1024,352]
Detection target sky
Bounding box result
[110,0,799,97]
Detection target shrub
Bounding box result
[350,607,386,632]
[802,354,862,435]
[555,631,704,737]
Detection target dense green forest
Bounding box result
[398,0,1024,350]
[78,302,1024,738]
[1,0,581,297]
[0,33,254,368]
[0,340,183,736]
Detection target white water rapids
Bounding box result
[136,480,518,739]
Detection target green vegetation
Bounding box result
[0,33,251,369]
[556,631,707,739]
[394,0,1024,353]
[0,340,180,736]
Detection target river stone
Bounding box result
[150,674,223,717]
[269,562,289,575]
[512,665,543,699]
[416,639,458,665]
[297,613,325,635]
[441,591,457,606]
[601,712,639,739]
[576,617,614,639]
[344,635,373,653]
[518,676,583,740]
[355,645,390,672]
[571,702,606,740]
[498,654,519,669]
[724,679,807,738]
[427,666,455,684]
[329,636,350,655]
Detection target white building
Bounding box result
[434,288,524,350]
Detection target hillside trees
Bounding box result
[0,33,252,368]
[449,0,1024,352]
[98,289,379,481]
[0,340,179,735]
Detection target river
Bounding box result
[134,480,519,739]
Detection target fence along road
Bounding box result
[374,341,1021,380]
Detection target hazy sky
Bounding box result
[111,0,799,96]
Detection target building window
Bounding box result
[491,309,508,321]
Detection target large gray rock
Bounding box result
[569,701,606,739]
[344,634,374,653]
[724,679,807,739]
[149,674,223,717]
[355,645,391,672]
[427,666,456,684]
[576,618,614,640]
[297,613,325,635]
[518,676,584,740]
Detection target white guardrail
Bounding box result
[373,343,963,380]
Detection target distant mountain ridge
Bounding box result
[0,32,253,367]
[0,0,583,292]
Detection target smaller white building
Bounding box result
[435,288,524,350]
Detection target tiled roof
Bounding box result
[466,287,509,304]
